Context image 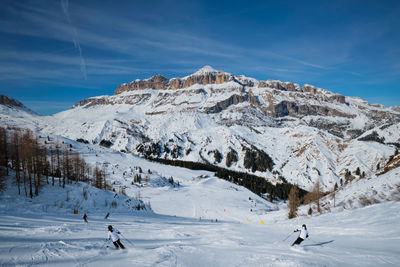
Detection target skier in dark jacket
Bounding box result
[107,225,125,249]
[83,213,88,223]
[292,224,309,246]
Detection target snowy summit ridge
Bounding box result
[191,65,227,76]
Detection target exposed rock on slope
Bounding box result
[0,95,25,108]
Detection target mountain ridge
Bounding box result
[1,66,399,193]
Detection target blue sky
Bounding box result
[0,0,399,114]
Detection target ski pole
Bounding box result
[120,233,134,246]
[282,232,295,241]
[101,239,109,249]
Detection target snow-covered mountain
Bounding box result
[1,66,399,192]
[1,79,399,266]
[0,94,42,130]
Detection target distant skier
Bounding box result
[107,225,125,249]
[105,212,110,219]
[83,213,88,223]
[292,224,309,246]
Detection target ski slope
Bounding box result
[0,198,399,266]
[0,158,399,267]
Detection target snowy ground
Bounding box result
[0,203,399,266]
[0,138,399,266]
[0,176,399,266]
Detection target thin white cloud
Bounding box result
[0,1,328,72]
[60,0,87,80]
[1,0,394,85]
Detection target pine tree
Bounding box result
[11,131,21,194]
[102,164,108,189]
[93,166,104,189]
[50,146,55,186]
[0,128,8,175]
[333,183,338,207]
[21,130,34,198]
[304,179,322,213]
[55,142,61,186]
[288,185,300,219]
[314,180,322,213]
[308,206,312,215]
[33,139,42,196]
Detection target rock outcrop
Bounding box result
[205,94,248,113]
[115,74,169,94]
[390,106,400,113]
[114,66,233,94]
[0,95,24,108]
[272,101,355,118]
[329,94,346,104]
[258,80,301,92]
[302,84,318,94]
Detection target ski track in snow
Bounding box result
[1,201,400,266]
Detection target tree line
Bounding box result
[145,157,307,200]
[0,128,108,198]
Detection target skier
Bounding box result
[104,212,110,219]
[291,224,309,246]
[107,225,125,249]
[83,213,88,223]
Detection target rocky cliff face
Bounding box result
[258,80,301,92]
[75,66,400,140]
[115,74,169,94]
[114,66,234,94]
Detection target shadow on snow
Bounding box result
[303,240,334,247]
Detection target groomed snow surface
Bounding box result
[1,172,399,266]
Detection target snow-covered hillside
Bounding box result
[0,122,399,266]
[1,170,399,266]
[40,137,277,221]
[0,173,151,216]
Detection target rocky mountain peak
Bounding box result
[114,66,235,94]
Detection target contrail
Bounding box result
[60,0,87,79]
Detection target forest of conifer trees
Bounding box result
[0,127,108,198]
